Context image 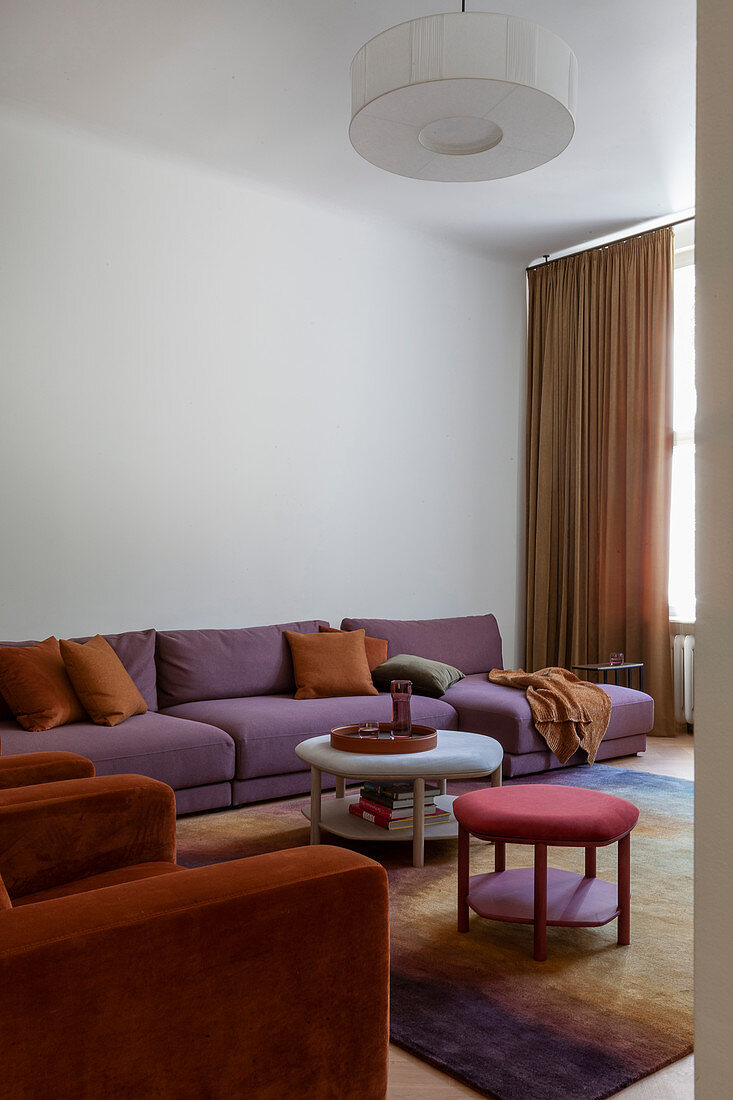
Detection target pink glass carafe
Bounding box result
[391,679,412,736]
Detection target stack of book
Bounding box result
[348,779,451,830]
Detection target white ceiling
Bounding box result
[0,1,696,261]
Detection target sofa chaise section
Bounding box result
[342,615,652,777]
[441,675,651,776]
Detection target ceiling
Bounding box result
[0,1,696,261]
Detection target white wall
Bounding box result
[695,0,733,1094]
[0,107,526,663]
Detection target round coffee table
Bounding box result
[294,730,503,868]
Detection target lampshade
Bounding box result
[349,12,577,182]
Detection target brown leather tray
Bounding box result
[330,723,438,754]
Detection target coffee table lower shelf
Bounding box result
[302,793,459,842]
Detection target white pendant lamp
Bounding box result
[349,7,577,182]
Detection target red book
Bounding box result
[358,796,414,820]
[348,802,452,831]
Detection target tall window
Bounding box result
[669,229,696,622]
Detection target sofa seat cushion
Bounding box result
[442,675,654,755]
[0,714,235,791]
[162,694,458,780]
[13,862,184,907]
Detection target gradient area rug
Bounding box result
[176,766,693,1100]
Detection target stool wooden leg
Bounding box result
[534,843,547,961]
[585,846,597,878]
[618,832,631,945]
[458,825,470,932]
[495,840,506,873]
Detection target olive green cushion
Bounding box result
[371,654,465,698]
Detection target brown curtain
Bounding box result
[525,227,675,735]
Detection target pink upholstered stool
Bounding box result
[453,785,639,961]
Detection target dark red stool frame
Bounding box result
[458,824,633,961]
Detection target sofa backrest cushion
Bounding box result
[155,621,329,708]
[0,629,158,720]
[340,614,503,676]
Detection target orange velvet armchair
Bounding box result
[0,747,95,789]
[0,774,390,1100]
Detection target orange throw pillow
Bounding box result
[0,637,87,732]
[318,625,388,672]
[285,629,378,700]
[60,635,147,727]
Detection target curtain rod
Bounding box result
[526,215,695,271]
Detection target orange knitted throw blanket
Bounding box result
[488,667,612,765]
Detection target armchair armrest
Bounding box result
[0,751,94,789]
[0,774,176,900]
[0,845,389,1100]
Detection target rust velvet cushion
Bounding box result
[318,624,388,672]
[285,629,378,700]
[0,637,86,731]
[60,635,147,726]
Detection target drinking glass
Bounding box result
[391,679,412,736]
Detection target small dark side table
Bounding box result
[572,662,644,691]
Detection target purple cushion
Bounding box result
[340,614,503,675]
[162,693,458,780]
[155,621,329,708]
[0,629,158,720]
[0,713,234,790]
[443,675,654,754]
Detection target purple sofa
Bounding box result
[0,614,652,812]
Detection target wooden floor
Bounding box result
[387,735,695,1100]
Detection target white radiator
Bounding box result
[672,634,695,725]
